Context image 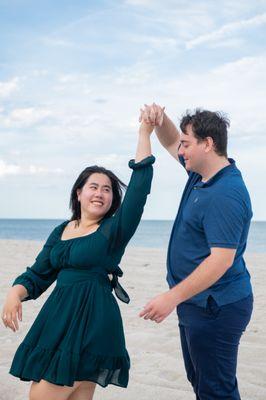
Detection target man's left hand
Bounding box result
[139,290,177,323]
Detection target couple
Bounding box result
[2,104,253,400]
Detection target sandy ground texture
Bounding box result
[0,239,265,400]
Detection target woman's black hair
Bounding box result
[69,165,127,225]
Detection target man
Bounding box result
[139,104,253,400]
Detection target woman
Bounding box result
[1,119,155,400]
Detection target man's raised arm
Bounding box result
[140,103,180,161]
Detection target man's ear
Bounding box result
[205,136,214,153]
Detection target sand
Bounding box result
[0,239,265,400]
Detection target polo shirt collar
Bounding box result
[195,158,236,188]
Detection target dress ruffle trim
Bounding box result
[9,341,129,388]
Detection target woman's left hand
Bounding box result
[139,290,178,323]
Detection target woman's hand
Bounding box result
[1,289,23,332]
[139,120,154,136]
[139,103,165,127]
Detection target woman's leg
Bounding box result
[68,381,96,400]
[29,379,82,400]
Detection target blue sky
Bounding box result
[1,0,266,220]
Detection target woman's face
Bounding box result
[77,173,113,220]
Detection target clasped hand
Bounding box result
[139,103,165,127]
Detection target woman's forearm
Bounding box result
[135,123,153,162]
[11,284,29,301]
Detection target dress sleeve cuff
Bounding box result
[128,155,155,170]
[12,280,32,301]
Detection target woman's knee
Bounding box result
[29,379,81,400]
[68,381,96,400]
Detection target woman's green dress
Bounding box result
[9,155,155,388]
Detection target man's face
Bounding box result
[178,124,207,173]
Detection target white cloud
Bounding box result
[208,37,244,49]
[93,153,129,170]
[115,62,156,85]
[41,37,76,48]
[126,34,178,49]
[0,160,63,177]
[186,12,266,49]
[1,107,53,128]
[28,165,63,175]
[0,160,20,176]
[32,69,49,77]
[125,0,152,5]
[0,77,19,98]
[158,55,266,140]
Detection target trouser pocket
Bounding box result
[206,295,221,318]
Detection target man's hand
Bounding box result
[139,103,165,127]
[139,290,177,323]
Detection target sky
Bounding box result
[0,0,266,220]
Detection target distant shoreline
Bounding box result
[0,220,265,252]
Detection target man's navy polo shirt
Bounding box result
[167,157,253,307]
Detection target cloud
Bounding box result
[41,37,76,48]
[186,12,266,49]
[160,54,266,138]
[126,33,178,49]
[93,153,129,170]
[208,37,244,49]
[115,62,156,85]
[125,0,153,5]
[0,77,19,98]
[0,159,63,177]
[1,107,53,128]
[1,1,265,219]
[0,160,20,176]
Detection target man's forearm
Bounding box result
[171,253,231,305]
[155,113,180,149]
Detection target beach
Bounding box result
[0,240,265,400]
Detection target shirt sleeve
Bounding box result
[11,225,62,301]
[202,192,248,249]
[102,155,155,252]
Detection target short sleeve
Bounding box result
[12,224,63,301]
[202,193,248,249]
[101,155,155,251]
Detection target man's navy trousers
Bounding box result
[177,294,253,399]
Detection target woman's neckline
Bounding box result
[59,219,103,242]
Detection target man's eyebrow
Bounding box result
[180,139,190,143]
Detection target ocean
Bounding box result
[0,219,265,253]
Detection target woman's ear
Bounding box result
[76,188,81,202]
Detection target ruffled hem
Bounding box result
[9,342,129,388]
